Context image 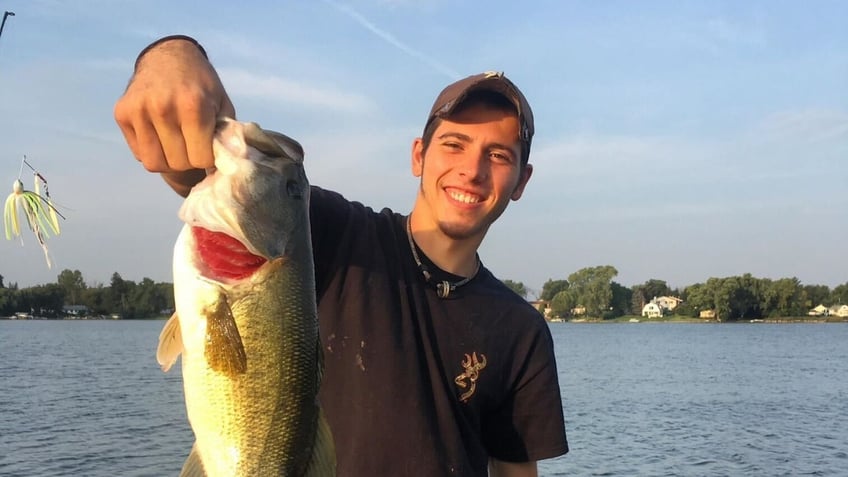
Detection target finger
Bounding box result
[114,99,144,162]
[219,95,236,121]
[153,116,194,171]
[115,91,175,172]
[181,105,217,171]
[131,118,170,172]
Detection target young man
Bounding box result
[115,36,568,476]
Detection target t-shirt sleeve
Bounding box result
[309,186,352,296]
[482,320,569,462]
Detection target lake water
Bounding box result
[1,320,845,476]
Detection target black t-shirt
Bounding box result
[310,186,568,476]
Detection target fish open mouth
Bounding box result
[192,227,266,280]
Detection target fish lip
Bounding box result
[191,227,268,281]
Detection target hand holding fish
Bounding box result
[114,36,235,196]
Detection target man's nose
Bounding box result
[458,151,489,181]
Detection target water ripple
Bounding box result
[542,323,848,476]
[3,321,847,476]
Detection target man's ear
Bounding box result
[411,138,424,177]
[511,163,533,201]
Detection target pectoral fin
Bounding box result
[179,442,207,477]
[204,292,247,376]
[157,313,183,372]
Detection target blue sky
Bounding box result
[0,0,845,296]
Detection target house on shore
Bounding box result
[699,309,716,319]
[828,304,848,318]
[808,304,829,316]
[62,305,89,317]
[808,304,848,318]
[641,302,663,318]
[529,300,553,319]
[655,296,683,311]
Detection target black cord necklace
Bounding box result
[406,216,480,298]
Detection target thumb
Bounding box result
[219,95,236,121]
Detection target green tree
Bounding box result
[630,279,673,315]
[803,284,830,308]
[700,274,763,321]
[630,284,647,315]
[156,282,175,312]
[609,281,632,318]
[727,274,762,320]
[21,284,65,317]
[501,279,528,299]
[128,277,170,318]
[832,282,848,305]
[0,287,15,315]
[57,269,87,305]
[681,282,710,317]
[567,265,618,317]
[550,289,575,319]
[81,285,110,315]
[642,279,672,301]
[707,277,732,321]
[540,279,568,301]
[109,272,130,315]
[761,277,803,317]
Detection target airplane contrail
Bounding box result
[320,0,460,80]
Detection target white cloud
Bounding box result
[750,109,848,145]
[706,16,767,47]
[219,67,376,113]
[532,106,847,194]
[319,0,459,79]
[298,125,417,211]
[80,58,132,72]
[531,133,713,185]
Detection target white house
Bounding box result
[808,304,829,316]
[829,305,848,318]
[641,302,662,318]
[655,296,683,311]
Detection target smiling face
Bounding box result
[411,97,533,243]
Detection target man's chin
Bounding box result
[437,220,485,241]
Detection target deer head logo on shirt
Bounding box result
[455,352,487,403]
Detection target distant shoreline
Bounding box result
[549,316,848,324]
[4,316,846,324]
[1,315,170,321]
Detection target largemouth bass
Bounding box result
[157,118,335,476]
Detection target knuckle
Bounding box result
[147,95,177,118]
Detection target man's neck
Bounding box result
[407,212,483,277]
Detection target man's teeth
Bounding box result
[449,191,480,204]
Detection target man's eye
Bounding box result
[490,152,512,163]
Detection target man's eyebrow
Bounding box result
[437,132,518,155]
[487,142,516,152]
[437,132,472,142]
